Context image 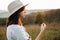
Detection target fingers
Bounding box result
[40,23,47,31]
[42,23,46,27]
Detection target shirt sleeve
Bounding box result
[12,26,31,40]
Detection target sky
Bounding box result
[0,0,60,11]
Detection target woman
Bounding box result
[6,0,46,40]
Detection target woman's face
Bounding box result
[19,9,26,18]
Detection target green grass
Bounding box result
[42,24,60,40]
[0,24,60,40]
[25,25,40,40]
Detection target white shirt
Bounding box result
[6,24,31,40]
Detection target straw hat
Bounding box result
[8,0,28,16]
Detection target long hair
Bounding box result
[7,6,25,26]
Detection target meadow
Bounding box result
[0,23,60,40]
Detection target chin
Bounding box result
[22,16,25,18]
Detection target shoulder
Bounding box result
[7,24,25,31]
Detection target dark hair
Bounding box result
[7,6,25,26]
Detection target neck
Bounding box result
[18,18,23,26]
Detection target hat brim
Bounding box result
[9,4,29,17]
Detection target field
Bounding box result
[0,23,60,40]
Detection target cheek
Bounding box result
[22,13,26,17]
[20,12,26,18]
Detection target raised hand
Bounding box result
[40,23,47,32]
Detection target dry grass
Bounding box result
[0,24,60,40]
[0,26,7,40]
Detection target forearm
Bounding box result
[35,30,45,40]
[35,23,46,40]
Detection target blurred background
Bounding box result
[0,0,60,40]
